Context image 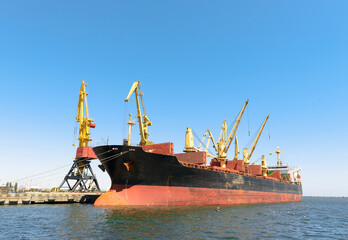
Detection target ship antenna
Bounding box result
[123,101,128,140]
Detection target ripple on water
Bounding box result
[0,197,347,239]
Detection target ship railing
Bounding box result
[180,161,299,185]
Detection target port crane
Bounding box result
[59,81,100,192]
[243,115,269,166]
[125,81,153,146]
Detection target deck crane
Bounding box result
[197,129,218,152]
[184,100,248,167]
[196,129,218,158]
[59,81,100,192]
[184,127,216,158]
[220,100,249,158]
[243,115,269,166]
[212,100,249,167]
[125,81,153,146]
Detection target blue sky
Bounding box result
[0,1,347,196]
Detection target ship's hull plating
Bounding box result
[93,145,302,206]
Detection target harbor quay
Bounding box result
[0,192,102,205]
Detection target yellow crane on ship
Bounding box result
[125,81,153,146]
[242,115,269,166]
[217,100,249,161]
[196,129,218,157]
[185,100,248,167]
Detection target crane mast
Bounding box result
[217,120,228,158]
[243,115,269,165]
[125,81,152,146]
[233,135,239,160]
[275,146,283,166]
[76,81,95,147]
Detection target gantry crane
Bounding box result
[125,81,153,146]
[242,115,269,166]
[59,81,100,192]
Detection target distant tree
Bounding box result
[14,182,18,191]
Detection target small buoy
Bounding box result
[216,207,220,212]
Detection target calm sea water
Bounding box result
[0,197,347,239]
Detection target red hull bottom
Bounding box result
[94,185,302,206]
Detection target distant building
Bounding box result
[0,186,10,193]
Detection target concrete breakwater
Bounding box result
[0,192,102,205]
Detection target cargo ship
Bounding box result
[93,81,302,206]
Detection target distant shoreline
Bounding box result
[304,195,346,198]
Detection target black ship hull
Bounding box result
[93,145,302,206]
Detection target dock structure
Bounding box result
[0,192,101,205]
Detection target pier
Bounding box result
[0,192,101,205]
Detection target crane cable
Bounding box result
[192,129,203,151]
[268,118,271,139]
[72,122,78,146]
[99,151,130,164]
[251,156,262,165]
[244,122,263,149]
[247,104,251,136]
[123,101,128,140]
[24,171,67,184]
[227,114,238,137]
[11,163,72,183]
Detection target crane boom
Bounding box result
[207,129,218,152]
[198,129,218,153]
[125,81,152,146]
[223,99,249,155]
[247,115,269,161]
[197,131,208,150]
